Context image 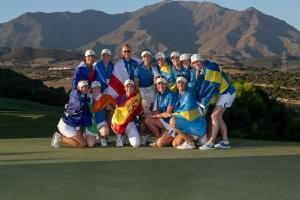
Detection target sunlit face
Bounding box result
[92,86,101,96]
[171,56,180,66]
[85,55,96,66]
[176,81,186,92]
[125,84,134,96]
[192,61,204,69]
[157,82,167,93]
[122,47,131,60]
[78,85,89,94]
[102,54,111,63]
[157,58,166,67]
[142,54,151,66]
[181,60,190,68]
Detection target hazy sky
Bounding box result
[1,0,299,30]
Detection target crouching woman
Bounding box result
[51,80,92,148]
[170,75,207,149]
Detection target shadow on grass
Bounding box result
[0,151,52,156]
[0,158,67,163]
[230,138,300,148]
[0,155,299,200]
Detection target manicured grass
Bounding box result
[0,138,299,200]
[1,97,300,200]
[0,97,62,138]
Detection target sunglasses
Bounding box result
[122,50,131,53]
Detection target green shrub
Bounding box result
[224,81,299,141]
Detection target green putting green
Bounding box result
[1,97,300,200]
[0,138,299,200]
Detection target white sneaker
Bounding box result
[199,142,215,150]
[100,138,108,147]
[215,141,231,149]
[148,140,157,147]
[116,135,123,147]
[51,131,61,148]
[176,141,195,150]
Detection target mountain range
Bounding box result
[0,0,300,58]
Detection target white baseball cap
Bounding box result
[156,76,167,84]
[141,50,152,57]
[101,48,112,56]
[155,52,166,60]
[180,53,190,61]
[191,54,204,63]
[85,49,96,57]
[124,79,134,86]
[77,80,89,88]
[176,76,187,84]
[91,81,101,89]
[170,51,180,58]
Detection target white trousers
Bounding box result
[125,122,141,147]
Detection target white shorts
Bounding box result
[57,118,78,138]
[216,92,236,108]
[85,121,108,136]
[139,85,155,112]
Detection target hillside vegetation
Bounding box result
[0,68,68,106]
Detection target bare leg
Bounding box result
[61,135,81,148]
[99,126,109,139]
[172,134,185,147]
[61,132,86,148]
[85,134,97,147]
[145,116,164,138]
[219,115,229,141]
[208,106,225,144]
[157,130,173,147]
[169,117,192,146]
[73,132,87,148]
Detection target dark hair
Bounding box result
[121,44,131,50]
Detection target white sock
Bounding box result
[223,140,230,144]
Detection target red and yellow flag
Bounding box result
[112,93,141,135]
[93,94,116,112]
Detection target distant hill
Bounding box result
[0,68,68,106]
[0,47,82,62]
[0,1,300,59]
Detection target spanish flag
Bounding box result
[111,93,142,135]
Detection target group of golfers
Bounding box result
[51,43,236,150]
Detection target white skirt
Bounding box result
[57,118,77,138]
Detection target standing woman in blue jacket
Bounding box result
[190,54,236,150]
[94,48,114,93]
[71,50,97,89]
[51,81,92,148]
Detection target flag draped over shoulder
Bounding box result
[93,94,116,112]
[86,94,116,134]
[111,93,142,135]
[173,91,207,137]
[104,60,129,99]
[159,63,177,92]
[173,108,207,137]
